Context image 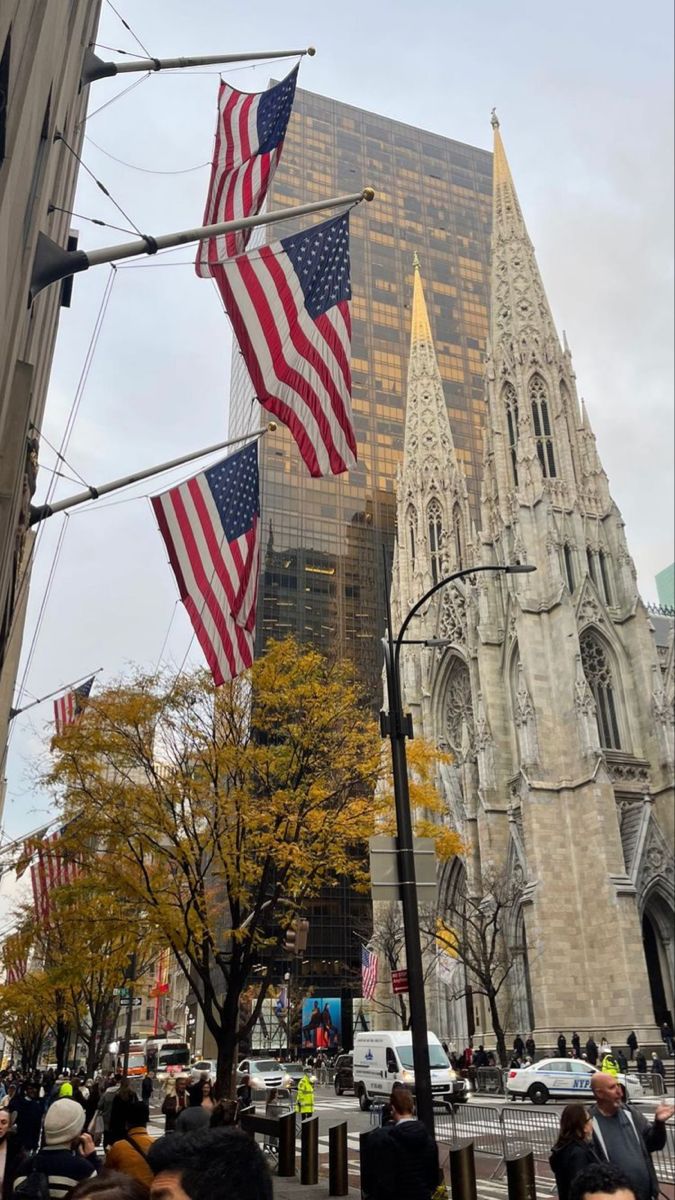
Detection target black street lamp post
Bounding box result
[381,561,536,1136]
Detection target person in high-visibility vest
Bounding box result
[601,1053,620,1077]
[296,1068,315,1120]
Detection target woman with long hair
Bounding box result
[549,1104,600,1200]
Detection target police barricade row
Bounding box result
[435,1102,674,1186]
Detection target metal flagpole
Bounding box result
[8,668,103,721]
[30,188,376,300]
[81,45,316,86]
[28,425,275,526]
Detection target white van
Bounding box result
[352,1030,467,1110]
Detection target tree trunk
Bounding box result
[55,1014,71,1074]
[487,990,507,1066]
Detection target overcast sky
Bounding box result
[2,0,673,857]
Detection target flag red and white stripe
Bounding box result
[361,945,378,1001]
[195,67,298,270]
[213,212,357,477]
[151,442,260,686]
[53,676,95,736]
[29,829,80,926]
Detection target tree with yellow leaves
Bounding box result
[48,638,387,1092]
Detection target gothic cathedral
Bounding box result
[390,115,674,1046]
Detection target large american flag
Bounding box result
[361,945,378,1001]
[29,828,80,927]
[195,66,298,270]
[151,441,260,686]
[53,676,95,736]
[214,212,357,478]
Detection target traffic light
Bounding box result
[283,917,309,955]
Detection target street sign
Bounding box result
[391,969,409,995]
[113,987,130,998]
[369,836,437,902]
[119,996,142,1008]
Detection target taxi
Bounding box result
[505,1057,644,1104]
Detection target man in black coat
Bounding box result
[557,1033,568,1058]
[627,1031,638,1059]
[526,1035,536,1059]
[589,1072,674,1200]
[361,1086,439,1200]
[571,1032,581,1057]
[586,1036,599,1066]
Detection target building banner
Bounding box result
[301,996,341,1050]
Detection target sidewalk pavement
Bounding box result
[273,1177,360,1198]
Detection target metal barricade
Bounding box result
[451,1105,506,1160]
[501,1106,559,1164]
[652,1137,675,1186]
[475,1067,505,1095]
[369,1102,385,1127]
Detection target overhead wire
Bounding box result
[47,203,140,236]
[104,0,152,58]
[84,135,210,176]
[8,267,118,723]
[78,71,151,127]
[56,133,144,237]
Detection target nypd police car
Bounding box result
[506,1058,644,1105]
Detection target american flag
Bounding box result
[195,66,298,270]
[53,676,95,736]
[3,930,31,985]
[361,945,378,1000]
[151,441,260,686]
[213,211,357,478]
[30,827,80,927]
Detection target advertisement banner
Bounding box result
[300,996,341,1050]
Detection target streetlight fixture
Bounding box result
[380,561,536,1135]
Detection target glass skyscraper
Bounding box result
[230,85,493,705]
[228,87,493,1040]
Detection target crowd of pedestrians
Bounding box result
[0,1037,671,1199]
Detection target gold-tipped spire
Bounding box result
[491,113,524,234]
[410,256,433,345]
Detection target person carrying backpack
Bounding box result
[13,1096,98,1197]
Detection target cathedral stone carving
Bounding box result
[388,122,673,1049]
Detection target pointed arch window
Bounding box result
[503,382,518,485]
[529,374,557,478]
[428,498,443,584]
[563,543,575,593]
[407,507,417,572]
[580,630,622,749]
[453,503,464,571]
[586,546,613,605]
[444,657,474,758]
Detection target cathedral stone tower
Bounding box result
[392,115,674,1048]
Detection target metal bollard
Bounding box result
[506,1150,537,1200]
[277,1112,296,1177]
[449,1138,477,1200]
[329,1121,349,1196]
[301,1115,319,1185]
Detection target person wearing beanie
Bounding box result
[13,1097,99,1198]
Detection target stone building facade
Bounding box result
[0,1,102,812]
[388,116,674,1048]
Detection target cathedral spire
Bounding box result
[491,111,526,238]
[402,256,456,466]
[394,258,475,613]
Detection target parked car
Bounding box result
[506,1057,644,1105]
[333,1053,354,1095]
[237,1058,286,1092]
[281,1062,317,1089]
[190,1059,217,1081]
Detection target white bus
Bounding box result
[146,1037,190,1076]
